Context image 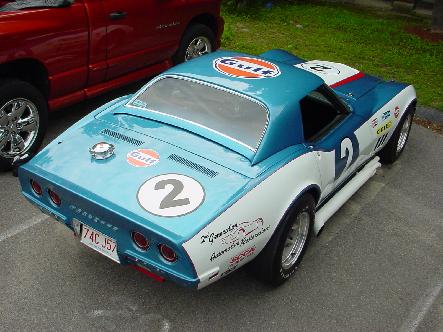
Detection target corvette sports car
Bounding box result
[18,50,416,289]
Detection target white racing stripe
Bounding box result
[0,214,48,243]
[398,278,443,332]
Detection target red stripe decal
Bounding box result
[330,71,365,88]
[130,265,165,282]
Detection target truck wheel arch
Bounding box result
[0,59,49,99]
[186,13,218,38]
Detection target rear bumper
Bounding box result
[19,169,200,289]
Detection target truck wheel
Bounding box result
[379,103,415,164]
[0,79,48,171]
[248,194,315,286]
[173,24,215,64]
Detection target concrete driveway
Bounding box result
[0,88,442,331]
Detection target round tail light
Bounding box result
[48,189,61,206]
[132,231,149,250]
[30,179,42,196]
[159,244,177,262]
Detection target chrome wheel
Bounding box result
[185,36,212,61]
[0,98,39,158]
[281,211,310,270]
[397,114,412,153]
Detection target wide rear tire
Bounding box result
[248,194,315,286]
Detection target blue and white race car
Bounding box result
[18,50,416,289]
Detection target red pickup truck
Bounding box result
[0,0,224,170]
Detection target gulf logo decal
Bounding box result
[127,149,159,167]
[213,56,281,79]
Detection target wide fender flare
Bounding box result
[182,151,322,288]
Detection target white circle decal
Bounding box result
[137,174,205,217]
[301,62,340,75]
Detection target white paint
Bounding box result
[296,60,360,86]
[137,174,205,217]
[183,152,322,289]
[398,279,443,332]
[0,214,48,243]
[314,157,381,233]
[183,85,416,289]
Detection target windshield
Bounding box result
[127,77,268,151]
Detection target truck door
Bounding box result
[103,0,183,80]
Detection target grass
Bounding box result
[221,2,443,110]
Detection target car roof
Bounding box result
[163,50,323,113]
[153,51,324,164]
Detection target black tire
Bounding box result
[248,194,315,286]
[0,79,48,171]
[173,23,215,64]
[379,103,415,164]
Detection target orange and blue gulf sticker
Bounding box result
[127,149,160,167]
[213,56,281,79]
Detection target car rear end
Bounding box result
[19,166,200,287]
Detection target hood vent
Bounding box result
[101,129,143,146]
[168,154,218,178]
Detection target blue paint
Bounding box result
[18,49,411,287]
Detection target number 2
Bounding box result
[335,135,360,180]
[155,179,190,209]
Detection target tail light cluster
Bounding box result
[30,179,61,206]
[158,244,177,262]
[131,231,177,263]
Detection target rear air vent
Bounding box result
[168,154,218,178]
[100,129,143,146]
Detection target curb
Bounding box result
[416,106,443,126]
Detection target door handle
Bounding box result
[109,11,127,20]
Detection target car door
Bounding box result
[299,85,373,201]
[103,0,183,80]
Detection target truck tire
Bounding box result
[0,79,48,171]
[248,194,315,286]
[379,103,415,164]
[173,23,215,64]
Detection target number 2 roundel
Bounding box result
[137,174,205,217]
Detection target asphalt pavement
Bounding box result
[0,87,442,332]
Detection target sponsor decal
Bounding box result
[127,149,159,168]
[220,246,257,278]
[229,246,256,266]
[382,110,391,121]
[201,223,238,245]
[209,225,270,262]
[200,218,264,246]
[213,56,281,79]
[137,174,205,217]
[69,204,118,231]
[221,218,264,245]
[371,117,378,128]
[394,106,400,118]
[376,121,393,136]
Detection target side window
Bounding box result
[299,85,348,141]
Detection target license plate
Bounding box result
[80,224,120,263]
